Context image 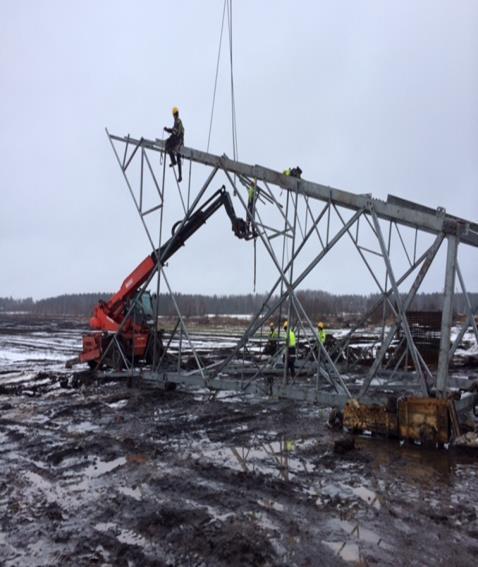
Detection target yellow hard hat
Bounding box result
[172,106,179,115]
[318,322,325,329]
[283,320,288,329]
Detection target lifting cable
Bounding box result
[207,0,227,153]
[227,0,239,161]
[207,0,239,161]
[208,1,252,290]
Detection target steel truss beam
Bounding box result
[109,133,478,248]
[103,130,478,406]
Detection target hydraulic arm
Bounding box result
[90,186,249,332]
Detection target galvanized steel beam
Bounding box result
[108,133,478,247]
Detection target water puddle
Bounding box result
[257,498,285,512]
[95,522,148,547]
[66,421,100,434]
[64,456,127,492]
[351,485,381,510]
[23,471,55,502]
[317,481,381,511]
[106,399,129,409]
[323,518,394,562]
[323,541,360,562]
[79,456,127,478]
[328,519,392,549]
[117,486,143,500]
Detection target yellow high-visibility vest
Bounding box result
[287,329,296,348]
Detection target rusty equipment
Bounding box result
[344,397,461,445]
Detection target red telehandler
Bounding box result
[67,187,251,369]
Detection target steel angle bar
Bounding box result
[121,135,130,169]
[187,159,193,209]
[106,129,157,252]
[454,263,478,346]
[113,334,131,370]
[449,308,478,360]
[288,294,346,392]
[158,318,181,370]
[173,169,187,215]
[370,209,428,393]
[358,233,443,397]
[357,245,383,258]
[267,229,292,241]
[283,191,299,385]
[383,335,406,371]
[381,221,393,345]
[217,177,362,388]
[123,136,144,172]
[254,222,292,239]
[413,228,418,263]
[248,198,332,341]
[300,194,328,251]
[326,198,331,245]
[246,208,362,346]
[386,339,408,380]
[393,222,412,267]
[262,180,293,229]
[157,265,206,381]
[146,370,381,408]
[141,203,163,218]
[331,241,441,364]
[152,157,167,367]
[333,205,398,317]
[140,148,144,211]
[363,211,379,239]
[143,149,165,202]
[437,234,459,395]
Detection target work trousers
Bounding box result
[165,136,182,175]
[285,346,296,378]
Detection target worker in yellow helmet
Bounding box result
[264,320,279,355]
[283,320,296,378]
[317,321,327,345]
[164,106,185,182]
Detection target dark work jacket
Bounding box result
[171,117,184,145]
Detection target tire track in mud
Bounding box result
[1,316,478,565]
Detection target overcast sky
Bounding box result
[1,0,477,300]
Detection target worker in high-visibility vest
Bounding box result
[317,321,327,345]
[283,320,296,378]
[282,166,302,178]
[247,178,257,221]
[264,321,279,355]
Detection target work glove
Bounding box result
[164,127,171,133]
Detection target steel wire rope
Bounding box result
[206,0,239,161]
[206,0,227,153]
[227,0,238,160]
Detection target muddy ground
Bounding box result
[1,316,478,566]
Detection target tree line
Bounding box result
[1,290,477,320]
